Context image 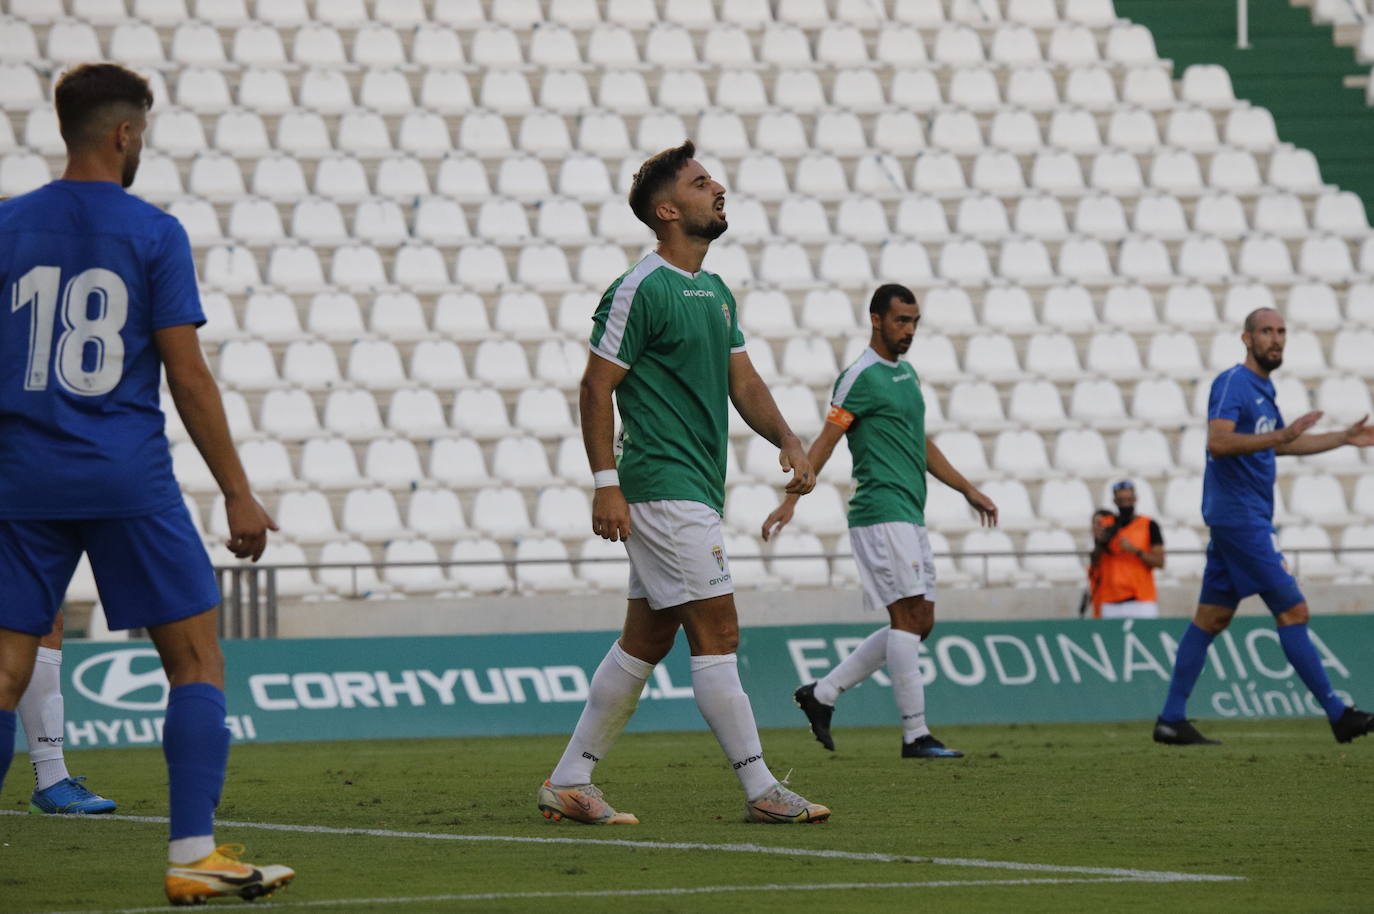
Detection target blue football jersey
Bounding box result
[1201,364,1284,528]
[0,180,204,518]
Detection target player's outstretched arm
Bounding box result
[761,421,844,540]
[157,324,276,561]
[580,352,632,541]
[927,439,998,527]
[1275,414,1374,455]
[1211,413,1320,457]
[728,351,815,496]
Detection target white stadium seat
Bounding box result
[515,538,580,593]
[450,539,513,594]
[991,430,1052,479]
[408,488,469,542]
[342,487,406,542]
[318,539,386,597]
[1024,528,1086,583]
[1038,478,1097,529]
[276,490,339,544]
[300,437,366,490]
[1279,525,1344,580]
[323,389,387,441]
[1054,428,1114,476]
[384,539,449,594]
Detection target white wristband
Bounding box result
[593,469,620,489]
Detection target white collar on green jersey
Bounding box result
[867,346,901,368]
[649,251,703,279]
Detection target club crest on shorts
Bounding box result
[712,545,725,571]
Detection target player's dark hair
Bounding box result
[628,140,696,230]
[869,283,917,317]
[55,64,153,149]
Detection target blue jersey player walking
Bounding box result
[0,64,295,904]
[1155,308,1374,746]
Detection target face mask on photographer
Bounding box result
[1112,481,1137,524]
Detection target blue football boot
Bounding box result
[30,776,118,814]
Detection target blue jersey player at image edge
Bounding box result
[1154,307,1374,746]
[0,62,295,905]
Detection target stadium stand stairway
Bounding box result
[1116,0,1374,218]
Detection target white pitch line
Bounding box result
[0,809,1243,884]
[23,876,1202,914]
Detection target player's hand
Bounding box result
[224,493,277,562]
[1343,415,1374,447]
[966,488,999,527]
[761,498,797,541]
[780,441,816,496]
[592,485,632,541]
[1283,410,1323,442]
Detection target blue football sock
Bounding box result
[1277,624,1348,722]
[0,708,15,793]
[163,683,229,841]
[1162,623,1214,722]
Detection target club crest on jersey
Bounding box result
[712,545,725,571]
[720,301,732,326]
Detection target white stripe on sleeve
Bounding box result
[592,254,661,366]
[831,349,879,407]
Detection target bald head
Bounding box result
[1242,307,1286,375]
[1244,307,1280,334]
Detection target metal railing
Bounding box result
[216,564,277,639]
[213,546,1374,639]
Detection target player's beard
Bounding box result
[883,328,913,355]
[1252,346,1283,372]
[684,209,728,241]
[120,151,140,188]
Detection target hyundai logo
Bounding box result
[72,649,169,711]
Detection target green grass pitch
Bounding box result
[2,719,1370,913]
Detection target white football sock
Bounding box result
[17,647,70,791]
[690,654,776,801]
[888,629,930,742]
[549,641,653,787]
[814,626,889,706]
[168,836,216,865]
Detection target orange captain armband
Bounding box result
[826,404,855,429]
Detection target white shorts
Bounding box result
[849,521,937,613]
[1100,599,1159,619]
[625,500,734,611]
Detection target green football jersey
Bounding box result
[829,347,928,528]
[589,252,745,515]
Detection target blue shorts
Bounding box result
[0,501,219,636]
[1198,524,1305,614]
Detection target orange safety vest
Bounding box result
[1092,514,1157,617]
